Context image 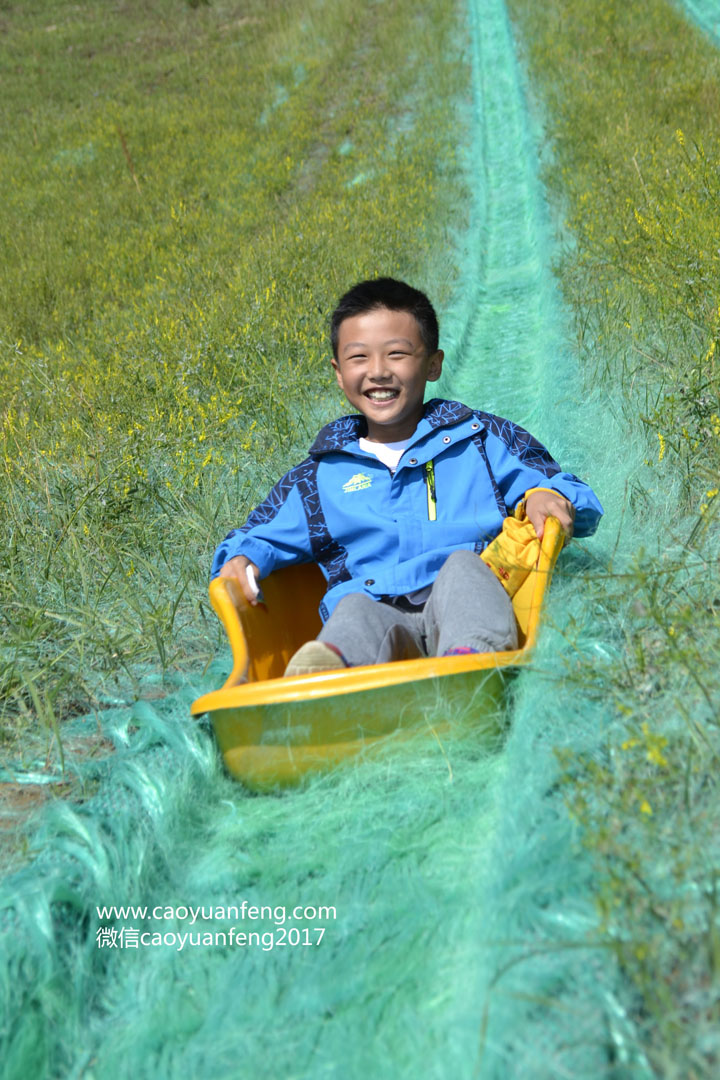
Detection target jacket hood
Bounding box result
[308,399,476,456]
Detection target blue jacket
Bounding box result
[211,399,603,621]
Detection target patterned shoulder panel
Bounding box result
[229,456,351,589]
[474,410,561,477]
[213,463,311,568]
[309,414,366,455]
[222,455,351,591]
[423,399,474,429]
[238,458,315,533]
[293,459,351,588]
[470,429,508,519]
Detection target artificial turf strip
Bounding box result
[681,0,720,43]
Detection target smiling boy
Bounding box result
[211,278,603,675]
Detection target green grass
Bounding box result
[0,0,469,747]
[506,0,720,1073]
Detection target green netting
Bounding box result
[0,0,675,1076]
[679,0,720,42]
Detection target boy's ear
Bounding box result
[330,356,344,389]
[427,350,444,382]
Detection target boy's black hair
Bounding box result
[330,277,439,358]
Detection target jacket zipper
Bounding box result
[424,460,437,521]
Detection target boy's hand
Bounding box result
[218,555,263,606]
[525,490,575,542]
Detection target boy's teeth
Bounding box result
[367,389,397,400]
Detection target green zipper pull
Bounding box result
[424,460,437,521]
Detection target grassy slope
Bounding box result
[506,0,720,1074]
[0,0,467,747]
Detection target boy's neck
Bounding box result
[364,411,422,444]
[360,433,410,447]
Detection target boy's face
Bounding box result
[331,307,443,442]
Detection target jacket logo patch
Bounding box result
[342,472,373,493]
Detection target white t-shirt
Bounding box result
[358,436,409,473]
[357,436,430,606]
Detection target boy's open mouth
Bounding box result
[364,389,399,402]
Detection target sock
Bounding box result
[323,642,349,666]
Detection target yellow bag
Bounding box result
[479,499,541,597]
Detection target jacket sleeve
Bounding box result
[482,419,604,538]
[210,468,314,579]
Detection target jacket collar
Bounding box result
[309,399,475,456]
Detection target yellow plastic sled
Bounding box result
[191,517,564,789]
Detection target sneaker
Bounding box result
[284,641,347,677]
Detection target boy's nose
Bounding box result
[367,354,391,379]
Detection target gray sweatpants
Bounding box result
[317,549,518,667]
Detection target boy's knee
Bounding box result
[438,548,480,580]
[332,592,377,617]
[445,549,477,568]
